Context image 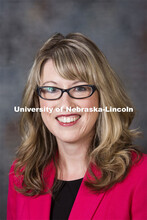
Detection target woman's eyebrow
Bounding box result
[71,81,87,85]
[42,81,57,86]
[42,80,87,86]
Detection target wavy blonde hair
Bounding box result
[15,33,141,196]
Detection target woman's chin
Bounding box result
[55,134,83,144]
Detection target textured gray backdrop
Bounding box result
[0,0,147,219]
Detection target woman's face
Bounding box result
[39,59,99,145]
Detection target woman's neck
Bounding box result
[56,139,90,181]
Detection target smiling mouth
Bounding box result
[56,115,81,123]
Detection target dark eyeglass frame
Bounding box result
[37,84,97,100]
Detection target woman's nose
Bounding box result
[58,92,75,110]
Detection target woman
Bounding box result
[7,33,147,220]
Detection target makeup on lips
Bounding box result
[56,114,81,127]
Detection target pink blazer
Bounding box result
[7,154,147,220]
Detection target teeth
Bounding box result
[57,116,80,123]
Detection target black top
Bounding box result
[50,178,83,220]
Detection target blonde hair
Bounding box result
[15,33,141,196]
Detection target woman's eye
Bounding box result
[75,86,87,92]
[44,87,57,93]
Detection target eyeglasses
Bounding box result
[37,84,97,100]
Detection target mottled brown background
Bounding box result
[0,0,147,219]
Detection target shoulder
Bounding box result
[106,153,147,199]
[8,159,56,187]
[8,160,23,188]
[130,152,147,178]
[8,160,17,179]
[115,152,147,191]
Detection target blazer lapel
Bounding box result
[69,165,106,220]
[26,160,56,220]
